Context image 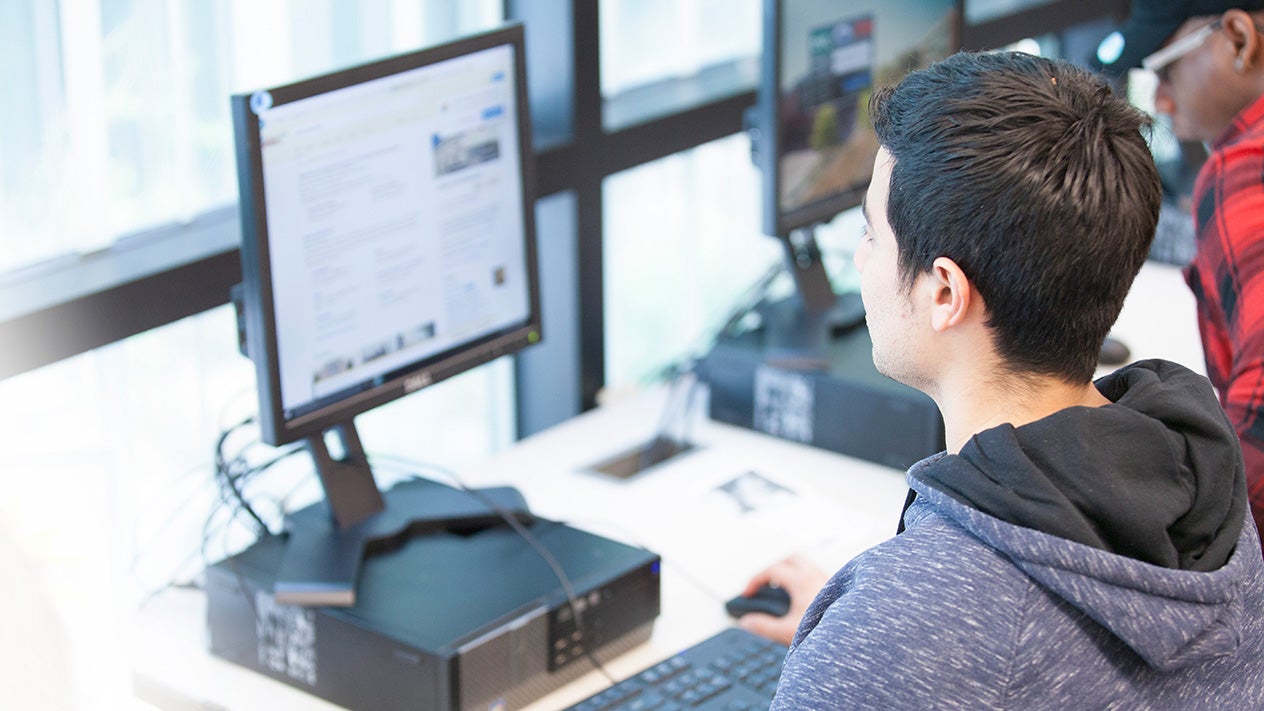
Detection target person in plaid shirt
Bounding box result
[1100,0,1264,554]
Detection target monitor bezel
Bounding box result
[232,23,541,447]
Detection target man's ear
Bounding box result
[927,256,974,333]
[1224,9,1261,72]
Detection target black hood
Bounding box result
[912,360,1245,571]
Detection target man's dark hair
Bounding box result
[869,51,1161,382]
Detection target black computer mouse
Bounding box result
[725,584,791,619]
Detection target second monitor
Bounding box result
[755,0,961,361]
[702,0,957,467]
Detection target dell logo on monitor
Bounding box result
[404,372,433,393]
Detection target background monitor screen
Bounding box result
[762,0,961,237]
[233,25,541,449]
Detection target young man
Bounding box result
[760,51,1264,708]
[1098,0,1264,555]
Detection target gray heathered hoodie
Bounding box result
[771,361,1264,709]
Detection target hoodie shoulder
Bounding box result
[777,511,1047,709]
[776,493,1264,709]
[912,482,1264,671]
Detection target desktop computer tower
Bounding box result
[205,486,661,711]
[698,297,945,470]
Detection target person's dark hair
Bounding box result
[869,51,1161,382]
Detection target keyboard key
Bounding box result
[562,628,787,711]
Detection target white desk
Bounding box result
[131,383,911,710]
[129,261,1203,710]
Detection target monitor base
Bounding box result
[275,477,531,606]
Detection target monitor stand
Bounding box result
[763,225,865,370]
[273,421,532,607]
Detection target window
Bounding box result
[0,301,515,705]
[0,3,516,705]
[0,0,501,274]
[604,133,851,391]
[600,0,760,129]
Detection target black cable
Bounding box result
[644,260,784,388]
[206,434,627,684]
[458,484,620,686]
[213,416,270,535]
[677,374,704,452]
[131,418,265,609]
[629,261,787,476]
[214,420,307,541]
[551,513,725,604]
[716,260,785,339]
[129,460,219,604]
[701,241,860,364]
[204,415,311,634]
[369,454,621,686]
[638,370,697,472]
[200,451,300,635]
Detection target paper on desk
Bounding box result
[626,468,895,597]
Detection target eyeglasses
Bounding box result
[1142,20,1221,81]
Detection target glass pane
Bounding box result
[518,192,582,435]
[603,133,784,390]
[513,1,575,149]
[600,0,761,108]
[0,0,502,274]
[603,133,866,392]
[0,300,512,705]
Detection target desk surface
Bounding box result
[132,384,911,710]
[130,261,1204,710]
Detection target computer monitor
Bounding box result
[755,0,960,361]
[231,24,541,606]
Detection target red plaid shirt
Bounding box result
[1185,92,1264,554]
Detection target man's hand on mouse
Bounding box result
[737,554,829,646]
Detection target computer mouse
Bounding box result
[1099,335,1131,366]
[725,583,791,619]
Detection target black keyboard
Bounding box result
[564,627,787,711]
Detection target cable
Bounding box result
[134,411,280,609]
[651,237,865,391]
[459,486,620,686]
[552,514,725,602]
[212,416,307,540]
[715,260,786,339]
[626,262,787,476]
[369,454,621,686]
[638,370,702,472]
[130,461,220,609]
[204,437,627,685]
[644,260,785,388]
[202,414,312,634]
[214,416,270,535]
[678,373,705,451]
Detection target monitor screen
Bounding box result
[761,0,960,237]
[233,25,541,449]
